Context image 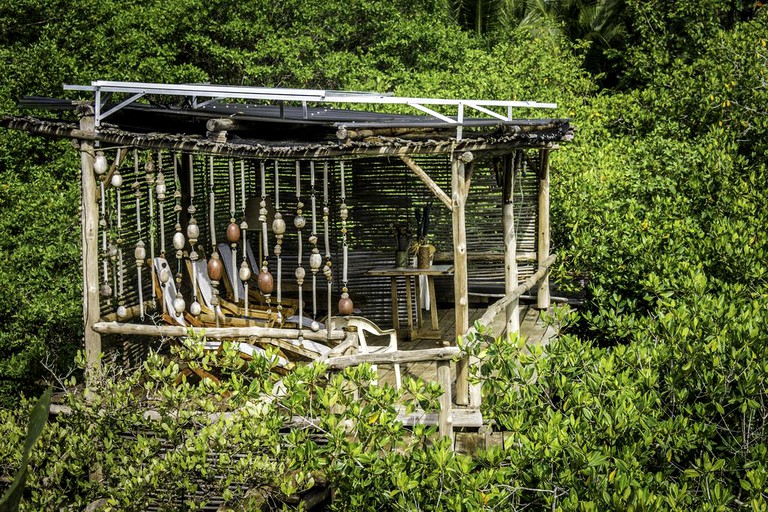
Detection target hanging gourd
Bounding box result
[226,159,241,303]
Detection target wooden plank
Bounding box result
[470,254,556,333]
[395,407,482,428]
[324,346,460,369]
[91,321,346,342]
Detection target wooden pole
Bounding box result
[79,109,102,384]
[437,360,454,445]
[91,322,346,343]
[503,152,520,335]
[537,149,551,310]
[452,152,470,406]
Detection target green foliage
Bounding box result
[463,299,768,509]
[0,387,50,512]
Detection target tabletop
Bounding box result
[366,264,455,277]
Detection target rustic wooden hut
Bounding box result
[3,81,571,437]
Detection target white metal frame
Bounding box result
[64,80,557,140]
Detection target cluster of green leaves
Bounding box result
[465,295,768,509]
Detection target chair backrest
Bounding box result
[153,257,185,326]
[330,316,397,353]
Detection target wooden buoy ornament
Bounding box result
[258,267,274,294]
[207,253,223,282]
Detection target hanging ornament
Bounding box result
[110,168,123,188]
[239,159,250,316]
[322,162,333,331]
[154,154,166,257]
[338,161,353,316]
[142,150,157,302]
[294,161,305,335]
[258,161,274,308]
[272,161,285,321]
[227,159,241,303]
[173,293,186,315]
[173,224,186,253]
[308,161,321,324]
[208,156,221,316]
[130,156,146,320]
[186,154,200,316]
[94,150,108,175]
[99,155,111,300]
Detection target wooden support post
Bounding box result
[79,109,102,385]
[537,148,551,310]
[503,152,520,335]
[436,360,454,445]
[452,152,470,406]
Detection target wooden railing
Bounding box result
[324,347,461,444]
[460,253,556,406]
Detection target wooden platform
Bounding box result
[367,303,557,397]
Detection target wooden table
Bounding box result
[366,265,454,340]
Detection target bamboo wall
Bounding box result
[96,150,540,334]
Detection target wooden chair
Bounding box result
[330,316,401,389]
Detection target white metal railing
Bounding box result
[64,80,557,140]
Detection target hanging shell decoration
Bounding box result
[173,291,186,315]
[239,260,252,282]
[186,215,200,244]
[110,169,123,188]
[159,265,171,284]
[93,151,108,175]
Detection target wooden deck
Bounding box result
[369,303,557,398]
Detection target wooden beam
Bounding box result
[471,254,556,333]
[452,154,470,406]
[399,155,452,211]
[537,149,551,309]
[0,115,565,159]
[79,109,101,385]
[433,250,537,263]
[323,346,460,369]
[503,152,520,335]
[91,322,346,342]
